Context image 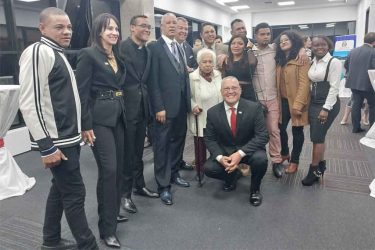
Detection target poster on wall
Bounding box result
[333,34,356,59]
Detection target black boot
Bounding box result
[301,164,320,186]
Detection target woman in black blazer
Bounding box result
[75,13,126,249]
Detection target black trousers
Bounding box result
[44,146,97,249]
[122,118,147,198]
[153,102,187,193]
[279,98,305,164]
[351,89,375,131]
[92,121,124,238]
[204,150,268,192]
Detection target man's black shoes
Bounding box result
[249,191,263,206]
[41,238,77,250]
[134,187,159,198]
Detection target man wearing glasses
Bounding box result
[203,76,268,206]
[119,15,159,214]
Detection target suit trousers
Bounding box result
[260,98,282,164]
[92,121,124,238]
[204,150,268,192]
[43,146,98,249]
[122,117,147,198]
[279,98,305,164]
[153,101,187,193]
[351,89,375,131]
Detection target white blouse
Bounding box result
[308,52,342,110]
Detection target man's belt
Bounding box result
[97,90,123,99]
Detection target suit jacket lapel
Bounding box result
[141,46,152,82]
[161,39,180,74]
[219,103,233,139]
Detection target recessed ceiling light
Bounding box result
[326,23,336,27]
[17,0,40,2]
[328,0,346,2]
[216,0,239,6]
[230,5,250,11]
[277,1,295,6]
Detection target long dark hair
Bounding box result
[227,35,249,70]
[274,30,303,66]
[90,13,120,55]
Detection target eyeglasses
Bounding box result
[279,38,290,44]
[223,87,240,92]
[135,24,153,30]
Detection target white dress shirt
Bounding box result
[216,101,246,162]
[308,52,342,110]
[162,34,178,54]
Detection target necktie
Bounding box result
[180,43,187,65]
[171,42,180,63]
[230,107,236,137]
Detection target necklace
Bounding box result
[107,51,118,73]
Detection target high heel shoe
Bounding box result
[301,164,321,186]
[281,155,290,163]
[285,162,298,174]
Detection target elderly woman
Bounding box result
[188,48,222,177]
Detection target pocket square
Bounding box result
[104,62,109,65]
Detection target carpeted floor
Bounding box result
[1,99,375,250]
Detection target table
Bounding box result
[0,85,35,200]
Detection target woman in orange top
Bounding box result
[275,30,310,174]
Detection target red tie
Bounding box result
[230,107,236,137]
[0,138,4,148]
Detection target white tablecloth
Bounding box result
[0,85,35,200]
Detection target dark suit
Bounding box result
[76,46,126,238]
[345,44,375,130]
[204,98,269,192]
[180,41,198,69]
[148,37,191,192]
[119,38,151,198]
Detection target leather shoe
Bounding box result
[160,190,173,205]
[101,235,120,248]
[180,161,194,170]
[171,177,190,187]
[249,191,263,206]
[134,187,159,198]
[116,215,128,223]
[222,182,236,192]
[41,238,77,249]
[272,163,283,178]
[352,128,365,133]
[121,197,137,213]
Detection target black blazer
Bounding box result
[148,37,191,118]
[181,41,198,69]
[76,46,126,130]
[204,98,269,158]
[119,38,151,121]
[345,44,375,91]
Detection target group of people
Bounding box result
[17,6,375,250]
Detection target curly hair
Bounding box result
[274,30,303,66]
[227,35,249,71]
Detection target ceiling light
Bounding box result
[277,1,295,6]
[216,0,239,6]
[328,0,346,2]
[326,23,336,27]
[17,0,40,2]
[231,5,250,11]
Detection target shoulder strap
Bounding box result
[324,57,334,82]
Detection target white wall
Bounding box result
[251,5,357,26]
[355,0,371,46]
[153,0,232,41]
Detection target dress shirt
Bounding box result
[252,44,278,101]
[162,34,178,54]
[216,101,246,162]
[308,52,342,110]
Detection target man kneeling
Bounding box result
[204,76,269,206]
